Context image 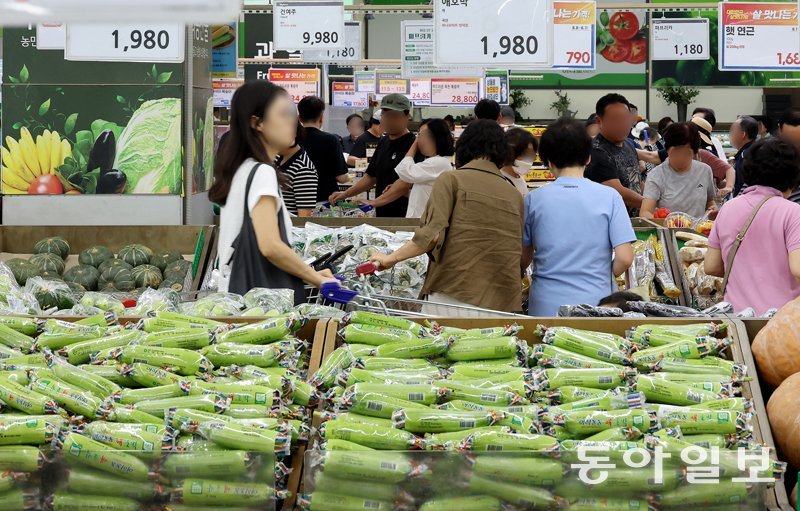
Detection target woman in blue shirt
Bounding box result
[521,118,637,316]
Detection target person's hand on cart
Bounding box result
[368,252,397,271]
[310,268,339,288]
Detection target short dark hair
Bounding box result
[346,114,365,128]
[454,119,507,168]
[503,128,538,166]
[754,115,775,134]
[538,118,592,169]
[657,116,674,136]
[474,99,501,121]
[420,118,455,157]
[297,96,325,122]
[737,115,759,141]
[629,103,638,111]
[585,113,598,127]
[443,115,456,130]
[368,117,381,128]
[663,122,700,152]
[779,107,800,128]
[692,107,717,128]
[596,93,630,117]
[742,138,800,192]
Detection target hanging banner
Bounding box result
[401,20,482,78]
[719,2,800,70]
[268,68,321,103]
[65,23,185,63]
[273,0,345,51]
[430,78,481,107]
[376,70,410,94]
[0,0,239,24]
[552,1,596,69]
[212,24,238,78]
[331,81,369,108]
[483,70,509,104]
[434,0,553,67]
[354,70,376,92]
[651,18,709,61]
[213,78,241,107]
[304,21,362,62]
[410,78,432,106]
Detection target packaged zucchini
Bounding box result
[392,409,500,433]
[338,324,418,345]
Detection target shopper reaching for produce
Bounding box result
[210,81,337,301]
[704,137,800,315]
[640,122,718,220]
[369,120,524,315]
[520,118,636,316]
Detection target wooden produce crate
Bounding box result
[318,317,788,510]
[0,225,216,292]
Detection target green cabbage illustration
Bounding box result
[203,96,215,191]
[114,98,182,194]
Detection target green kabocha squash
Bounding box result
[98,258,132,274]
[150,250,183,272]
[66,282,86,294]
[30,280,76,310]
[131,264,163,289]
[29,253,65,276]
[5,258,41,286]
[164,259,192,281]
[118,244,153,267]
[39,271,63,281]
[99,266,135,292]
[63,265,100,291]
[33,237,70,260]
[79,246,114,268]
[159,279,185,293]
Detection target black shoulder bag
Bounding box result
[227,163,306,304]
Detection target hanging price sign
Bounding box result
[651,18,709,61]
[66,23,185,62]
[410,79,432,106]
[430,78,481,106]
[376,70,410,94]
[402,20,482,78]
[273,0,345,51]
[434,0,553,67]
[552,1,596,69]
[268,68,321,103]
[304,21,361,62]
[719,2,800,70]
[354,70,376,93]
[331,82,369,108]
[1,0,238,24]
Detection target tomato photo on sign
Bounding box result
[601,39,631,63]
[626,38,647,64]
[609,12,639,41]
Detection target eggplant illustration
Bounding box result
[96,169,127,194]
[87,130,117,174]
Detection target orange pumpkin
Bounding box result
[767,372,800,472]
[752,296,800,388]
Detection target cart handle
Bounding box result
[356,262,379,277]
[319,281,358,304]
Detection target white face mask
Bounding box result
[513,159,534,176]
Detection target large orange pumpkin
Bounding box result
[752,296,800,388]
[767,372,800,471]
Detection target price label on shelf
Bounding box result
[434,0,553,67]
[66,23,184,62]
[268,68,321,103]
[376,70,409,95]
[719,2,800,70]
[430,78,481,107]
[410,79,432,106]
[355,70,376,93]
[304,21,361,63]
[552,1,595,69]
[651,18,709,61]
[331,82,369,108]
[273,0,344,51]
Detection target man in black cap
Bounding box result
[329,94,416,217]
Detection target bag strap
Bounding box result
[722,195,775,294]
[242,162,262,218]
[242,162,290,243]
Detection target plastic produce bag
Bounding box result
[626,301,709,317]
[557,304,624,317]
[243,288,294,313]
[129,288,180,316]
[24,277,76,311]
[304,224,341,260]
[628,237,656,292]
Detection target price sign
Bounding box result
[376,70,410,95]
[552,1,595,69]
[273,0,345,51]
[410,79,432,106]
[304,21,361,62]
[720,2,800,70]
[65,23,184,62]
[1,0,239,24]
[651,18,709,61]
[483,70,509,104]
[213,79,242,107]
[331,82,369,108]
[402,20,482,78]
[268,68,321,104]
[434,0,553,67]
[355,70,376,93]
[430,78,481,107]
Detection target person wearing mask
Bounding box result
[705,138,800,315]
[369,120,524,315]
[210,82,335,301]
[329,94,415,217]
[342,114,365,155]
[474,99,502,122]
[390,118,455,218]
[297,96,348,203]
[585,93,644,214]
[276,123,318,217]
[500,106,516,127]
[585,114,600,138]
[692,107,727,158]
[521,118,635,316]
[501,128,538,196]
[348,114,383,166]
[640,122,717,219]
[730,115,759,197]
[691,116,735,197]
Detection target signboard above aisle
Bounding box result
[273,0,345,51]
[0,0,239,24]
[552,1,596,69]
[651,18,709,61]
[268,68,321,103]
[65,23,185,63]
[304,21,362,63]
[719,2,800,71]
[401,20,482,78]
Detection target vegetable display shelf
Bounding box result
[310,316,790,511]
[0,225,216,293]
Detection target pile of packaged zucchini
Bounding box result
[0,310,318,511]
[306,312,785,511]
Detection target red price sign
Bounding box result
[720,2,800,70]
[267,68,321,104]
[430,78,481,106]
